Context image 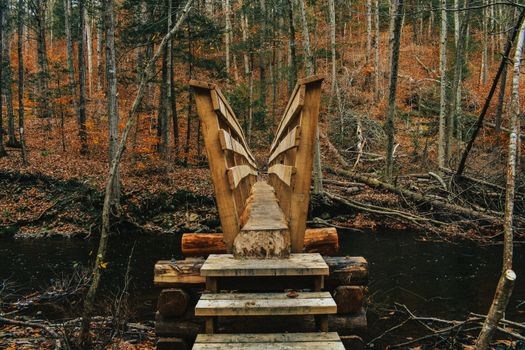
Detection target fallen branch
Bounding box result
[326,165,502,223]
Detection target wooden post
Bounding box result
[289,76,323,252]
[191,81,240,252]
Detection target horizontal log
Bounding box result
[155,311,203,338]
[157,289,190,318]
[332,286,366,314]
[155,255,368,289]
[181,228,339,257]
[324,256,369,287]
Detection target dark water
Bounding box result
[1,231,524,335]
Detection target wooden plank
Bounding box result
[268,126,301,164]
[154,259,205,286]
[192,85,240,251]
[227,165,257,190]
[193,342,345,350]
[270,85,305,154]
[199,292,330,300]
[268,164,296,187]
[219,129,257,169]
[195,292,336,316]
[195,333,341,343]
[189,79,217,90]
[288,77,324,252]
[200,253,329,277]
[240,181,288,231]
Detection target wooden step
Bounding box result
[200,253,329,277]
[193,332,345,350]
[195,292,336,317]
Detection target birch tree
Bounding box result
[474,20,525,350]
[384,0,404,181]
[78,0,88,154]
[373,0,380,101]
[366,0,372,63]
[223,0,231,74]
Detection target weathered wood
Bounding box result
[324,256,369,287]
[227,165,257,190]
[191,83,242,252]
[195,292,336,317]
[154,255,368,288]
[332,286,366,314]
[200,253,329,277]
[194,332,345,350]
[268,164,296,187]
[234,181,290,258]
[329,309,367,333]
[218,129,257,169]
[157,289,190,318]
[268,126,301,164]
[155,259,205,286]
[181,228,339,257]
[270,84,305,153]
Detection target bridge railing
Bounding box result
[268,75,324,253]
[190,80,258,252]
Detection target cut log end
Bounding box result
[232,230,291,259]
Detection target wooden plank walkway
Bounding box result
[193,333,345,350]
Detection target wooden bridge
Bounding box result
[153,76,369,350]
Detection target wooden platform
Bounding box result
[195,292,336,317]
[240,182,288,231]
[200,253,329,277]
[193,333,345,350]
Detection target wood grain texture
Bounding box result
[268,164,296,187]
[268,126,301,164]
[195,292,336,316]
[195,332,342,343]
[200,253,329,277]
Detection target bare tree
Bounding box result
[0,0,7,157]
[18,0,27,164]
[366,0,372,63]
[63,0,77,113]
[384,0,404,181]
[438,0,448,168]
[286,0,297,95]
[297,0,323,195]
[104,0,119,205]
[78,0,88,154]
[80,1,194,347]
[2,1,19,148]
[32,0,52,123]
[373,0,380,101]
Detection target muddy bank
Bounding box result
[0,171,220,238]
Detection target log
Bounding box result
[154,258,205,287]
[181,228,339,257]
[324,256,369,287]
[332,286,366,314]
[155,255,368,289]
[157,289,190,318]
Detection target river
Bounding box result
[1,230,524,342]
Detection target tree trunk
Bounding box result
[438,0,448,168]
[479,0,488,85]
[446,0,471,163]
[85,9,93,96]
[475,270,517,350]
[384,0,404,181]
[171,38,179,155]
[17,0,27,164]
[80,1,193,346]
[96,20,103,93]
[223,0,231,74]
[455,8,525,176]
[63,0,77,113]
[104,0,119,205]
[286,0,297,95]
[78,0,88,154]
[35,0,52,123]
[366,0,372,63]
[2,3,19,147]
[373,0,380,101]
[0,1,6,157]
[298,0,323,195]
[160,0,172,160]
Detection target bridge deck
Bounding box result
[240,181,288,231]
